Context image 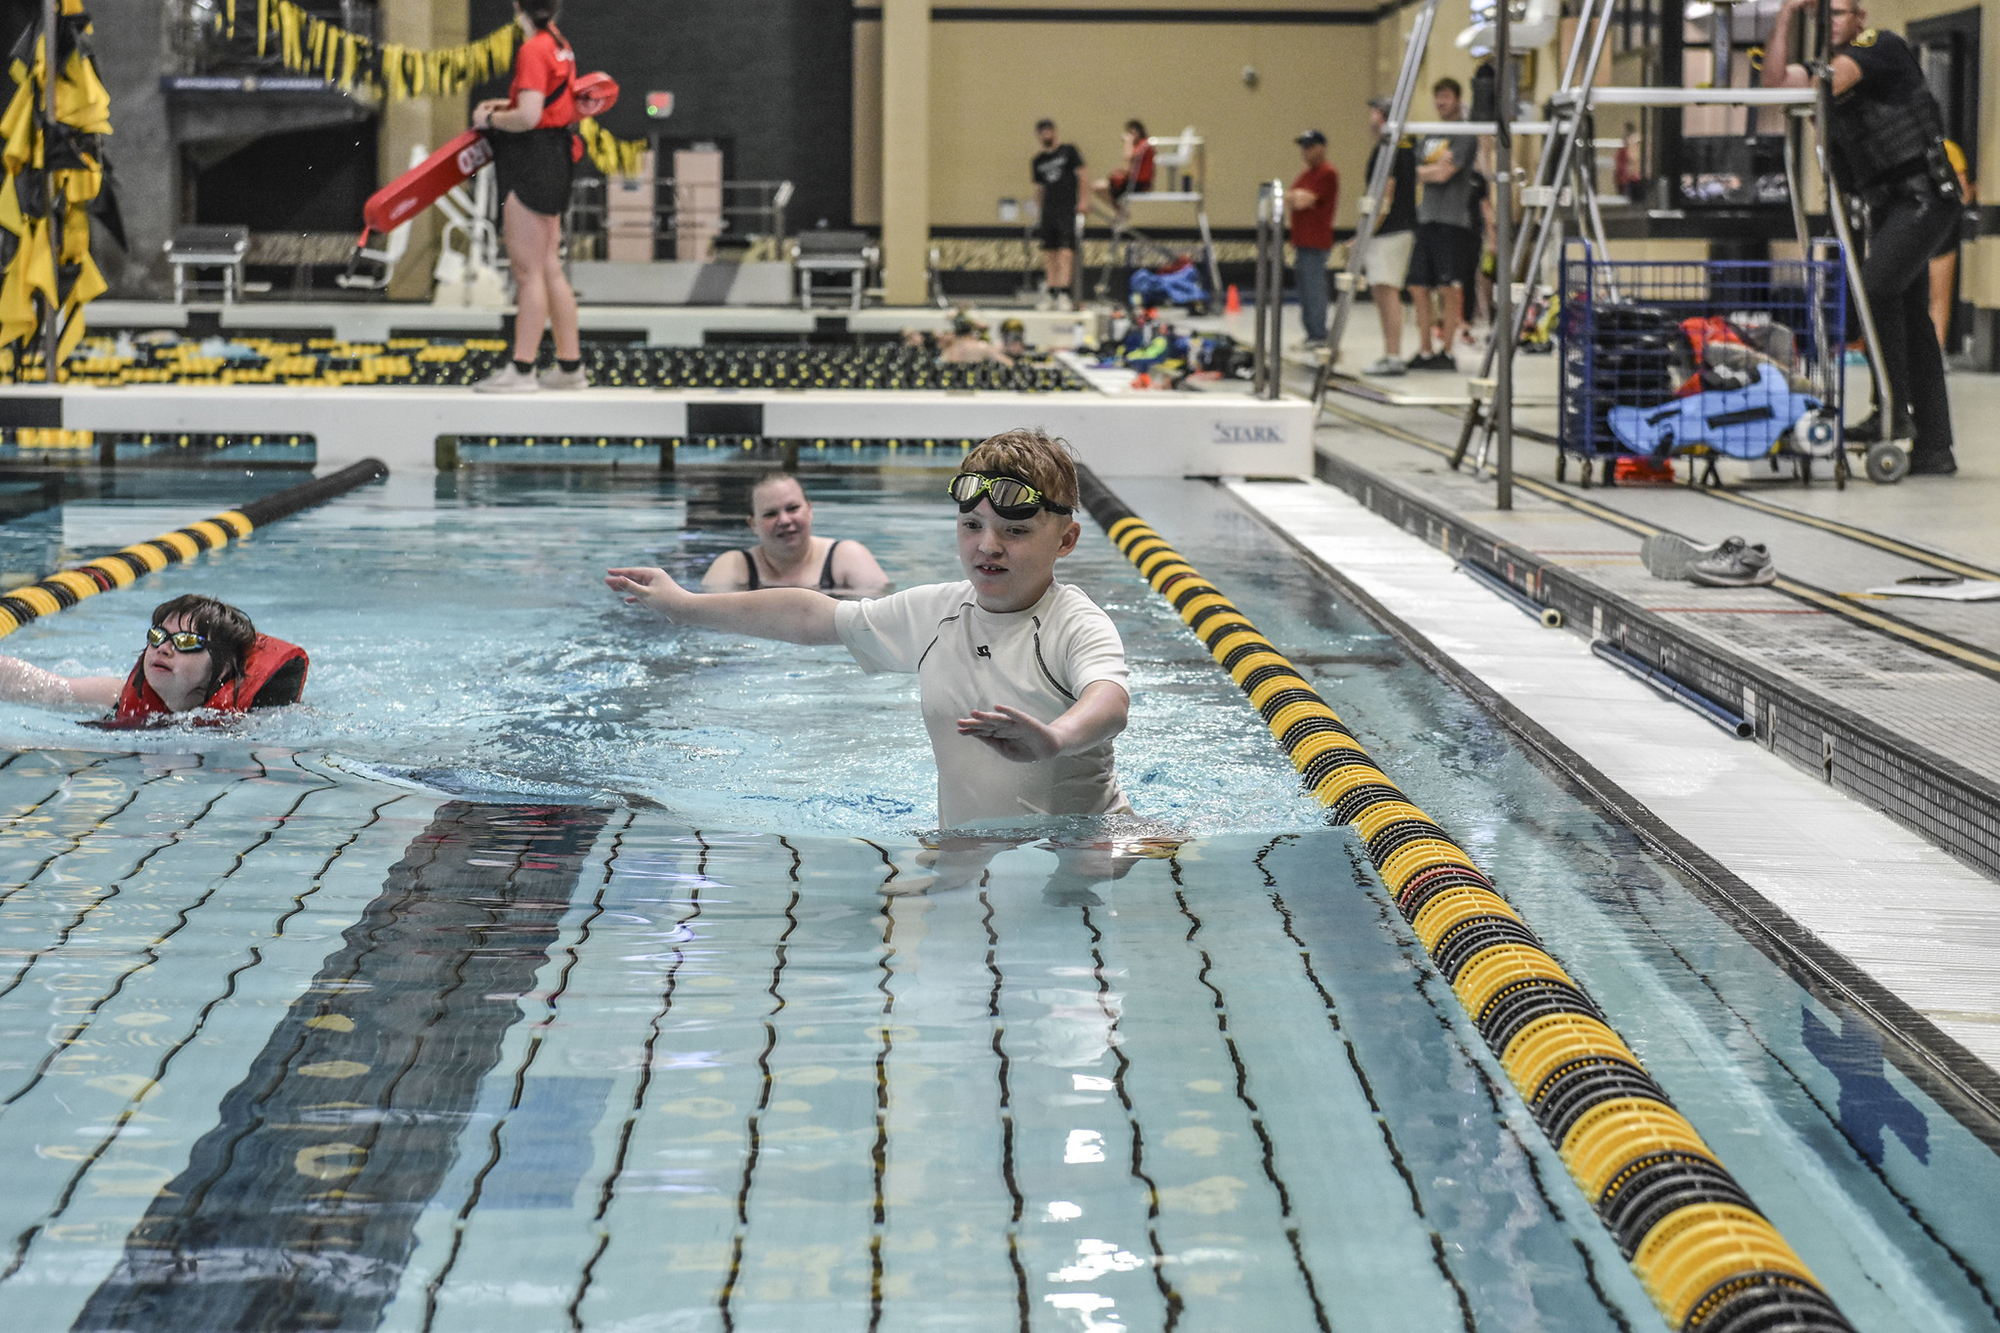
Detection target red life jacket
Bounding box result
[110,635,310,727]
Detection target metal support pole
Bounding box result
[1252,182,1273,396]
[1253,180,1288,399]
[41,0,59,383]
[1269,181,1287,399]
[1494,6,1514,510]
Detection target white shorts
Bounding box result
[1362,229,1415,290]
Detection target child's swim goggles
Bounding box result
[949,472,1073,519]
[146,627,210,653]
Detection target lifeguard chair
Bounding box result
[1100,127,1221,297]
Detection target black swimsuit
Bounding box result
[740,539,843,591]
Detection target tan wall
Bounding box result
[853,18,884,225]
[855,2,2000,306]
[858,11,1380,231]
[379,0,471,299]
[378,0,470,185]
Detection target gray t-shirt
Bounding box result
[1416,130,1478,228]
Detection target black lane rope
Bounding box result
[0,459,388,640]
[1075,466,1854,1333]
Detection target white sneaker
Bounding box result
[1363,355,1407,377]
[1640,532,1729,582]
[473,362,540,394]
[538,364,589,391]
[1054,292,1075,311]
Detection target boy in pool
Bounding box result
[607,428,1130,828]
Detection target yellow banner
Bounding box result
[227,0,519,100]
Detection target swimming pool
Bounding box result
[0,467,1992,1331]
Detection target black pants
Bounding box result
[1861,179,1958,464]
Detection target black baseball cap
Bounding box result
[1296,129,1327,146]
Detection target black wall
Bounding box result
[470,0,853,230]
[192,122,380,231]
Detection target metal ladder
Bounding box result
[1444,0,1893,481]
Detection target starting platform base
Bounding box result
[0,383,1314,479]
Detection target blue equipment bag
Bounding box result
[1606,363,1821,459]
[1128,264,1207,308]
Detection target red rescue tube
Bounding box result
[357,72,617,238]
[363,130,494,235]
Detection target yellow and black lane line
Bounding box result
[0,459,388,641]
[1075,468,1854,1333]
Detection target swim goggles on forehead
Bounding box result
[948,472,1073,519]
[146,627,209,653]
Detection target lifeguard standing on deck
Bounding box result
[1765,0,1960,475]
[473,0,587,393]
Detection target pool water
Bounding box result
[0,467,1992,1332]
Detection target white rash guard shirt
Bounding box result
[834,579,1131,827]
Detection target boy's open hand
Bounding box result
[958,705,1061,763]
[606,567,694,620]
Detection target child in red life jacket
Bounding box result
[0,593,307,725]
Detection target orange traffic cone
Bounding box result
[1225,284,1241,315]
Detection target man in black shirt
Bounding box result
[1032,119,1086,309]
[1361,96,1420,375]
[1767,0,1960,474]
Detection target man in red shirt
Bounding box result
[1287,130,1340,345]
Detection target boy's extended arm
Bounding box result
[958,680,1129,764]
[606,567,843,645]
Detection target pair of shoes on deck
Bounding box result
[473,363,590,393]
[1406,351,1455,372]
[1641,533,1776,587]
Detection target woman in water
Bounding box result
[0,594,307,723]
[701,472,891,594]
[472,0,586,393]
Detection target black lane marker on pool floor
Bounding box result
[71,800,609,1333]
[979,884,1034,1333]
[718,835,803,1332]
[1080,899,1184,1328]
[565,829,709,1331]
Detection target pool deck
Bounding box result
[1230,356,2000,1133]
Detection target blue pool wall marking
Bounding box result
[1802,1008,1931,1168]
[69,800,609,1332]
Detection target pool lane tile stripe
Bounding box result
[71,800,609,1333]
[1077,469,1856,1333]
[0,461,383,641]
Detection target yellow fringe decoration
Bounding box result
[577,118,647,180]
[221,0,519,102]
